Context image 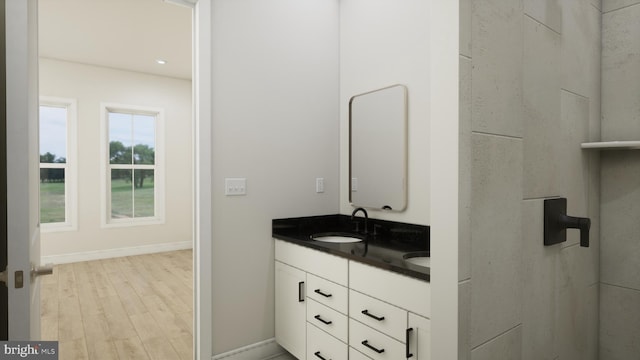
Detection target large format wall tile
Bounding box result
[460,0,471,57]
[471,0,524,137]
[603,0,640,12]
[522,17,561,199]
[601,152,640,290]
[470,133,523,347]
[561,0,601,99]
[459,280,471,360]
[524,0,562,33]
[471,325,522,360]
[585,152,601,285]
[521,200,559,360]
[557,249,599,360]
[561,0,602,143]
[459,56,472,281]
[559,91,590,248]
[602,5,640,140]
[600,283,640,359]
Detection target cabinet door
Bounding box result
[275,261,307,359]
[407,313,430,360]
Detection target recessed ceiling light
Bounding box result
[156,59,167,65]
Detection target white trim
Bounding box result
[100,102,166,227]
[211,338,285,360]
[193,1,212,359]
[163,0,197,8]
[429,0,459,359]
[39,96,78,232]
[41,240,193,265]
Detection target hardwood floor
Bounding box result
[41,250,193,360]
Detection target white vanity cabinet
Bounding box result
[275,239,430,360]
[275,239,349,360]
[348,261,431,360]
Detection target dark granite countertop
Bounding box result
[272,214,430,281]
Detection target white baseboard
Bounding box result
[41,241,193,265]
[211,338,286,360]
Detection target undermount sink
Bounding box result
[403,251,430,268]
[310,232,364,244]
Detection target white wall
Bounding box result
[339,0,431,225]
[39,58,193,261]
[210,0,340,354]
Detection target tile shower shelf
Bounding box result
[581,141,640,150]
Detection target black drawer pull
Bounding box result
[298,281,305,302]
[314,314,332,325]
[314,351,330,360]
[362,340,385,354]
[314,289,333,298]
[406,327,414,358]
[361,309,385,321]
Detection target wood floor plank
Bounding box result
[114,336,151,360]
[92,270,118,299]
[140,294,172,314]
[150,310,191,338]
[116,281,149,316]
[40,315,58,341]
[85,340,120,360]
[59,338,89,360]
[169,333,193,360]
[82,313,112,342]
[142,336,182,360]
[40,283,59,318]
[129,312,164,341]
[151,280,190,314]
[57,263,78,299]
[58,296,85,341]
[41,250,193,360]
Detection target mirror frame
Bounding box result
[349,84,408,211]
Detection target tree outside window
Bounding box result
[108,111,157,220]
[39,98,77,231]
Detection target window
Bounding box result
[101,104,164,226]
[39,97,77,231]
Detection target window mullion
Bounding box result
[131,113,135,218]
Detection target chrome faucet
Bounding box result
[351,207,368,234]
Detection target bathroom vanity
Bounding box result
[273,215,431,360]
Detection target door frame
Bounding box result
[192,0,213,359]
[0,0,7,342]
[1,0,213,360]
[1,0,213,354]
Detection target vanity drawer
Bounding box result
[307,273,348,314]
[349,319,405,360]
[307,298,348,342]
[275,239,348,286]
[349,290,407,341]
[307,322,348,360]
[349,347,373,360]
[349,260,430,317]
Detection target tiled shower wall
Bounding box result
[459,1,602,359]
[600,1,640,358]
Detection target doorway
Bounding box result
[37,0,195,358]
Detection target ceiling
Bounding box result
[38,0,192,80]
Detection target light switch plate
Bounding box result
[225,178,246,196]
[316,178,324,193]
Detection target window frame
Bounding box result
[39,96,78,232]
[100,103,165,228]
